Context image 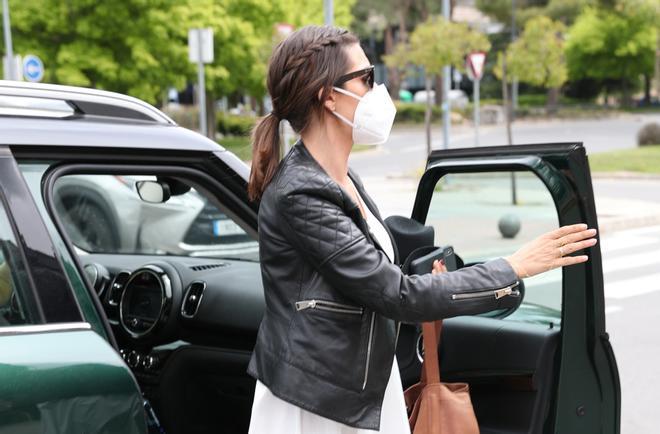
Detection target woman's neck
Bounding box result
[300,118,352,183]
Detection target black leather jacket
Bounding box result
[246,140,521,430]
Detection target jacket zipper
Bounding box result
[362,311,376,390]
[295,299,364,315]
[451,281,521,301]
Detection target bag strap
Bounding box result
[420,320,443,384]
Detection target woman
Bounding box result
[245,25,597,433]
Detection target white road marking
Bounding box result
[605,272,660,299]
[602,250,660,274]
[605,306,623,314]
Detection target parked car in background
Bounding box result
[413,88,469,109]
[0,80,619,434]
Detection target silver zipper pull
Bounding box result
[295,300,316,310]
[494,287,512,299]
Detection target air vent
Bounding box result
[107,271,131,306]
[181,281,206,318]
[189,263,228,272]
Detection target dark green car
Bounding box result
[0,81,620,434]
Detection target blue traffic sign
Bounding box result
[22,55,44,82]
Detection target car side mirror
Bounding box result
[136,180,171,203]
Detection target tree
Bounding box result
[564,6,657,106]
[495,16,567,110]
[384,16,490,155]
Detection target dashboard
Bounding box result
[81,254,265,372]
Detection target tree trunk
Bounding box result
[434,75,443,106]
[655,33,660,101]
[547,87,559,114]
[425,75,433,157]
[206,91,216,140]
[384,26,400,99]
[643,73,651,105]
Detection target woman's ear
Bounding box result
[319,87,336,112]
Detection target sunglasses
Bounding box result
[334,65,375,89]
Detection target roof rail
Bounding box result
[0,80,175,125]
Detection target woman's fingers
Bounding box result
[562,237,598,256]
[558,254,589,267]
[549,223,588,239]
[558,228,598,246]
[431,259,447,274]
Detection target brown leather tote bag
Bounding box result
[403,320,480,434]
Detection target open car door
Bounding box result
[394,143,621,434]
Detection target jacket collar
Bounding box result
[287,140,400,264]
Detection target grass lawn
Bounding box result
[218,135,252,161]
[588,145,660,173]
[218,135,374,162]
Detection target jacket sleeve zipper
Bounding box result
[451,281,521,301]
[295,299,364,314]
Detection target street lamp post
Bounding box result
[2,0,16,80]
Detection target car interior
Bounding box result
[31,164,564,434]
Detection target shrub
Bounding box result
[638,123,660,146]
[217,113,256,136]
[394,101,441,123]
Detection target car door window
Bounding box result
[52,174,259,261]
[426,171,562,323]
[0,196,38,326]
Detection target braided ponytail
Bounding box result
[246,25,359,201]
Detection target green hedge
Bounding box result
[217,113,256,136]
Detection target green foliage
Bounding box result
[394,101,442,122]
[564,7,657,83]
[217,113,256,136]
[495,16,568,89]
[384,16,490,75]
[2,0,356,106]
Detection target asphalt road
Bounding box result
[601,225,660,434]
[349,113,660,178]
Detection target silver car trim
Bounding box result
[0,322,92,336]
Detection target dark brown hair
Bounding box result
[247,25,360,201]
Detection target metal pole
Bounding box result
[474,78,480,147]
[511,0,518,113]
[442,0,451,150]
[197,30,207,137]
[2,0,15,80]
[324,0,333,26]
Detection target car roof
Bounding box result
[0,80,224,153]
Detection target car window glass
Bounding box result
[426,171,561,325]
[52,174,259,261]
[0,196,37,326]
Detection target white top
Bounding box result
[247,181,409,434]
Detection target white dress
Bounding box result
[247,179,410,434]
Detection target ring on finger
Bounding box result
[559,246,565,257]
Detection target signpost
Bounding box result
[22,55,44,82]
[188,28,214,137]
[466,51,487,147]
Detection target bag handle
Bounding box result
[420,320,443,384]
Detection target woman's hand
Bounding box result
[432,258,447,275]
[505,223,598,279]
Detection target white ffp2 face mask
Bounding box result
[331,83,397,146]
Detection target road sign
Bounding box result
[466,52,487,81]
[22,55,44,82]
[466,52,487,147]
[188,28,214,64]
